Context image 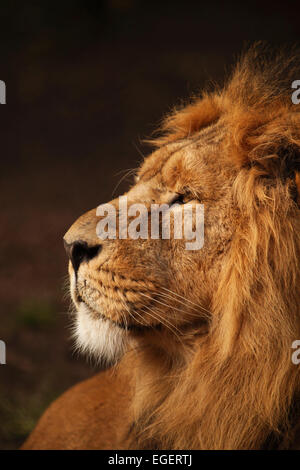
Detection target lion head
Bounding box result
[64,45,300,449]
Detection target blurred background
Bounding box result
[0,0,298,449]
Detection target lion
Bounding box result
[22,45,300,450]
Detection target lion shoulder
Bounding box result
[21,367,132,450]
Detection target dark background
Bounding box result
[0,0,298,449]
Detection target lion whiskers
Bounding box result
[161,286,212,317]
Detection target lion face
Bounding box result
[64,123,236,365]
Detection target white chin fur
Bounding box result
[73,303,127,366]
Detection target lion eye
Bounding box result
[170,193,185,205]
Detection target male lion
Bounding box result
[22,45,300,450]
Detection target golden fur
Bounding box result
[22,44,300,450]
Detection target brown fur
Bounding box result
[22,44,300,450]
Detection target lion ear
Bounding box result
[244,124,300,207]
[280,141,300,208]
[279,145,300,208]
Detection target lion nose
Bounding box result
[63,240,102,272]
